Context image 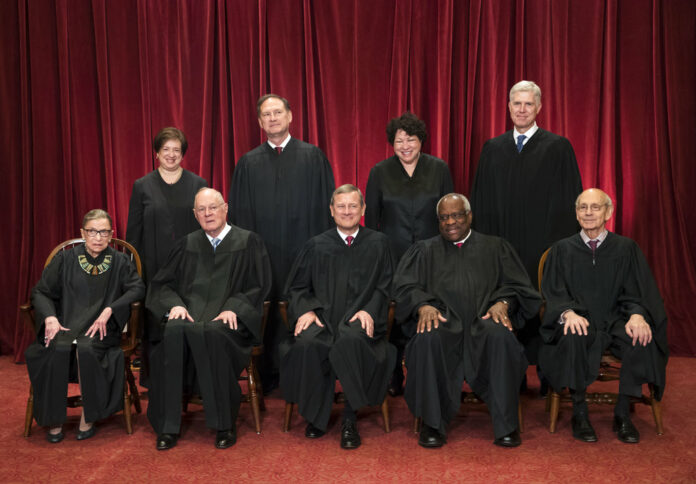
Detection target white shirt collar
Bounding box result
[580,229,608,247]
[513,123,539,145]
[267,134,291,150]
[452,229,473,246]
[206,224,232,245]
[337,227,359,244]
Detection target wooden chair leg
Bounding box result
[247,363,262,434]
[283,402,294,432]
[24,386,34,437]
[125,364,141,414]
[380,397,390,433]
[518,400,524,433]
[413,416,421,434]
[123,378,133,434]
[649,385,664,435]
[549,391,560,433]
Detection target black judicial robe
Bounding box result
[145,227,271,433]
[365,154,454,261]
[228,137,335,299]
[25,245,145,427]
[280,227,396,430]
[393,232,541,438]
[126,169,207,286]
[538,232,668,399]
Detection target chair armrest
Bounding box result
[19,302,37,336]
[278,301,290,330]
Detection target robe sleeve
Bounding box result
[145,239,188,320]
[313,151,336,232]
[30,251,65,333]
[469,141,496,234]
[364,166,382,230]
[109,254,146,331]
[360,241,394,329]
[393,242,440,322]
[227,155,255,230]
[545,139,583,244]
[487,240,542,328]
[284,240,324,327]
[440,163,454,196]
[219,233,272,341]
[125,180,144,254]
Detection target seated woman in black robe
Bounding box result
[25,209,145,443]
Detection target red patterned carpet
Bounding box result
[1,355,695,483]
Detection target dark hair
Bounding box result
[256,94,291,116]
[82,209,113,229]
[153,127,188,155]
[386,112,427,145]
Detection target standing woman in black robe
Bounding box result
[365,112,454,395]
[25,210,145,443]
[126,127,207,381]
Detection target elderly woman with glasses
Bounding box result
[25,209,145,443]
[126,127,207,383]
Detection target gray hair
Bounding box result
[331,184,364,206]
[575,188,614,210]
[509,80,542,105]
[194,187,224,207]
[436,193,471,215]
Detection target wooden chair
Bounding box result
[184,300,270,434]
[279,301,394,433]
[537,247,664,435]
[21,238,144,437]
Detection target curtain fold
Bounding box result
[1,0,694,359]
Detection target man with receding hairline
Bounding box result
[146,188,271,450]
[394,193,541,448]
[538,188,668,444]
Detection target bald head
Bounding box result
[575,188,614,237]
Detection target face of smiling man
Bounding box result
[330,190,365,235]
[508,90,541,134]
[438,196,472,243]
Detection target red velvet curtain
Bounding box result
[2,0,694,360]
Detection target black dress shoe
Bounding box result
[76,425,96,441]
[156,433,178,450]
[215,429,237,449]
[571,414,597,442]
[613,415,640,443]
[305,423,326,439]
[418,424,445,448]
[340,420,361,449]
[46,430,65,444]
[493,429,522,447]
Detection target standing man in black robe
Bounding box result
[394,194,541,448]
[146,188,271,450]
[538,188,668,444]
[470,80,583,378]
[228,94,335,392]
[281,184,396,450]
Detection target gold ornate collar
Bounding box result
[78,254,112,275]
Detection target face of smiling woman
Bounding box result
[392,129,422,166]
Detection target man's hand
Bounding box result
[482,301,513,331]
[416,305,447,334]
[625,314,652,347]
[44,316,69,347]
[294,311,324,336]
[562,310,590,336]
[349,310,374,338]
[86,307,112,340]
[169,306,194,322]
[214,310,238,330]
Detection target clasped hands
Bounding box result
[562,310,652,347]
[169,306,239,330]
[416,301,512,334]
[294,310,374,337]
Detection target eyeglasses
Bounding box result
[333,203,361,211]
[194,205,223,214]
[83,229,112,238]
[438,211,469,222]
[576,204,606,212]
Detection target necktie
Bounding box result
[456,242,463,248]
[346,235,354,246]
[516,134,526,152]
[275,146,283,155]
[588,239,598,265]
[212,238,221,252]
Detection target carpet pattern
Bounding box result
[1,356,695,483]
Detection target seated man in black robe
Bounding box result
[280,184,396,450]
[538,188,668,444]
[394,193,541,448]
[146,188,271,450]
[26,209,145,443]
